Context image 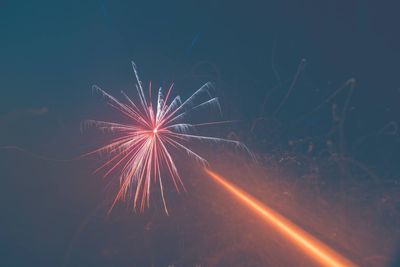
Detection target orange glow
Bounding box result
[205,168,357,267]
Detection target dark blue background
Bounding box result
[1,1,400,266]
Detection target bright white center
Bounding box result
[153,128,158,134]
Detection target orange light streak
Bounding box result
[205,168,357,267]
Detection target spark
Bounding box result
[205,168,357,267]
[85,62,247,214]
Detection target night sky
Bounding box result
[1,1,400,266]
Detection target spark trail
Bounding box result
[205,168,357,267]
[85,62,248,214]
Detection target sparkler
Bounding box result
[85,62,247,214]
[205,168,357,267]
[85,61,356,266]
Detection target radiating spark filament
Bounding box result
[86,62,248,214]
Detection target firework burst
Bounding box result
[85,62,248,214]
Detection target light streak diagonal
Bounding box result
[205,168,357,267]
